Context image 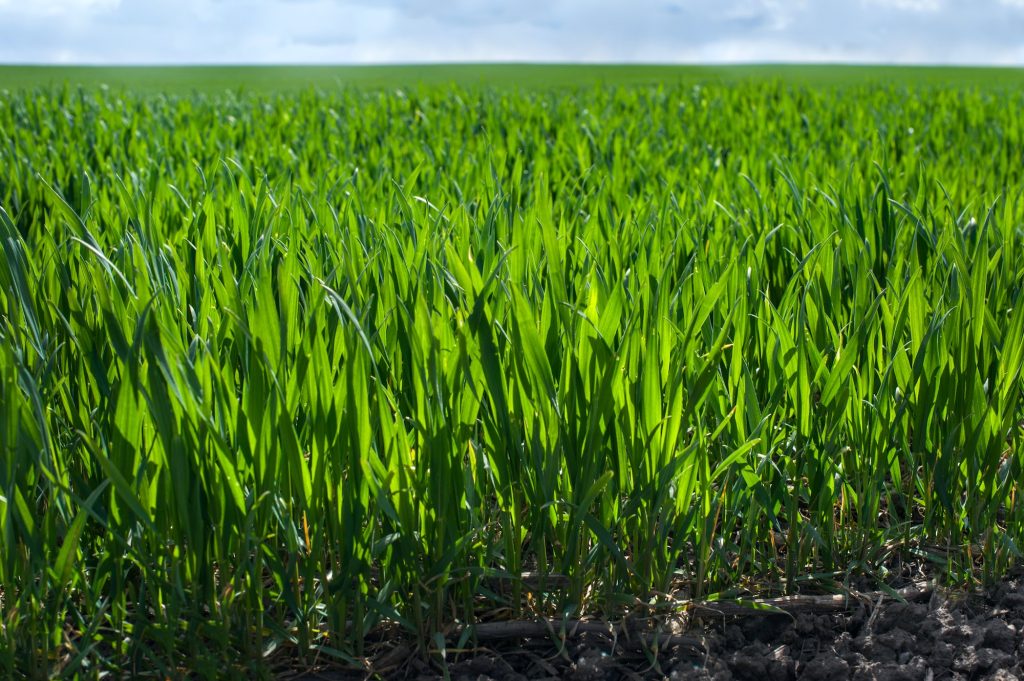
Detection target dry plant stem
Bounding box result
[454,582,932,647]
[688,582,933,619]
[455,619,706,652]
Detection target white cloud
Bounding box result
[0,0,120,15]
[861,0,943,10]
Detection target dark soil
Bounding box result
[292,575,1024,681]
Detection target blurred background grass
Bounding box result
[2,64,1023,93]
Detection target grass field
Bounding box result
[3,64,1024,93]
[1,66,1023,679]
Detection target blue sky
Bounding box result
[0,0,1022,65]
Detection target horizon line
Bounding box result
[2,61,1023,69]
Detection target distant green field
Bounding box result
[1,63,1023,93]
[1,68,1023,678]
